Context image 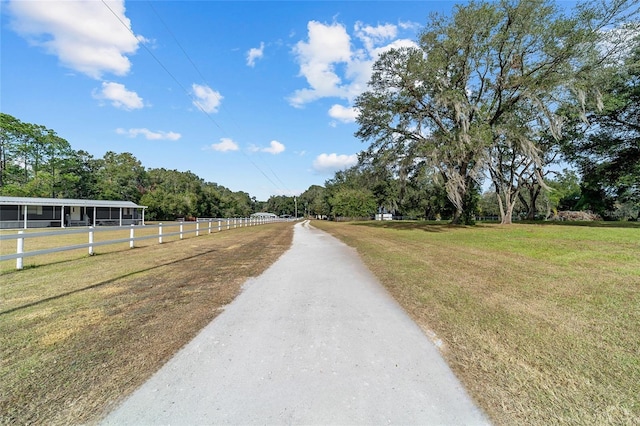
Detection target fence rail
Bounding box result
[1,217,284,270]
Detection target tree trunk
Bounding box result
[498,187,519,225]
[527,186,540,220]
[451,209,463,224]
[501,203,515,224]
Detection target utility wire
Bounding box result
[103,0,291,196]
[144,1,294,196]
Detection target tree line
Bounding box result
[301,0,639,224]
[0,113,262,220]
[2,0,638,224]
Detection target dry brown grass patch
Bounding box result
[312,220,640,425]
[0,223,294,425]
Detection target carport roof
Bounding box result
[0,196,146,209]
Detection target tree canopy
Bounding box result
[561,39,640,219]
[355,0,638,224]
[0,113,262,220]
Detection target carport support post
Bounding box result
[16,231,24,270]
[159,223,163,244]
[89,227,94,256]
[130,225,135,249]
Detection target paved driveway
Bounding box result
[102,220,489,425]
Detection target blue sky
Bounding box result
[2,0,459,201]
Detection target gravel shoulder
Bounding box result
[102,220,489,425]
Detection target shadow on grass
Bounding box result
[0,248,219,316]
[345,221,460,232]
[513,220,640,229]
[0,233,211,276]
[340,219,640,231]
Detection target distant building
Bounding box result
[0,196,147,229]
[250,212,278,219]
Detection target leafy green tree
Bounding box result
[58,150,101,199]
[0,113,75,197]
[265,195,296,216]
[143,168,206,218]
[0,113,21,188]
[330,187,377,219]
[401,163,458,220]
[95,151,147,202]
[355,0,636,225]
[543,169,582,214]
[478,191,501,219]
[561,39,640,219]
[299,185,329,217]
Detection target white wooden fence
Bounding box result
[1,217,283,270]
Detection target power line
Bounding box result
[101,0,224,132]
[143,2,294,196]
[102,0,290,197]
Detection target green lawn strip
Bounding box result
[312,220,640,425]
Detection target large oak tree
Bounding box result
[355,0,637,224]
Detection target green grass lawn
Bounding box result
[312,220,640,425]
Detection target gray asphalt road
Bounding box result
[102,221,489,425]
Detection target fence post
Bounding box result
[234,218,237,229]
[208,219,212,234]
[89,226,94,256]
[180,223,184,240]
[196,221,200,237]
[227,219,230,230]
[159,223,163,244]
[130,224,135,249]
[218,219,222,232]
[16,230,24,270]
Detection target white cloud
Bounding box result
[116,128,181,141]
[263,140,285,154]
[312,153,358,173]
[249,140,286,154]
[328,104,359,123]
[93,82,144,110]
[289,21,353,107]
[289,20,418,109]
[247,42,265,67]
[6,0,144,79]
[398,20,421,31]
[211,138,239,152]
[192,83,223,113]
[354,21,397,52]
